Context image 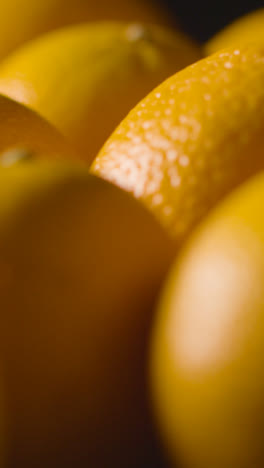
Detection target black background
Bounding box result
[156,0,263,42]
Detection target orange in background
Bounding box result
[0,94,73,159]
[0,0,175,60]
[0,21,200,163]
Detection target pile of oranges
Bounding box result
[0,1,264,467]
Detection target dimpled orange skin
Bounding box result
[0,94,74,160]
[0,0,173,60]
[150,172,264,468]
[206,8,264,55]
[0,21,201,164]
[0,159,174,468]
[92,43,264,243]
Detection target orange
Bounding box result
[0,153,174,467]
[206,8,264,55]
[150,171,264,468]
[93,43,264,243]
[0,0,173,60]
[0,94,73,159]
[0,21,201,163]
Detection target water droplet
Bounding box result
[179,154,189,167]
[152,193,163,206]
[167,149,178,162]
[142,121,152,130]
[224,61,233,69]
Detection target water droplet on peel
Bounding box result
[133,136,141,144]
[179,114,188,124]
[171,176,181,187]
[152,193,164,206]
[179,154,189,167]
[167,149,178,162]
[142,121,152,130]
[224,61,233,69]
[201,76,210,84]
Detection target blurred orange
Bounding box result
[0,94,73,159]
[0,0,174,60]
[0,21,200,163]
[206,8,264,55]
[0,156,174,467]
[150,171,264,468]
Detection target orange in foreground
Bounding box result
[0,0,174,60]
[0,153,174,468]
[151,172,264,468]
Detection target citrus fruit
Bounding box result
[92,43,264,243]
[0,0,173,60]
[0,21,201,163]
[0,94,73,159]
[0,152,174,467]
[206,8,264,55]
[150,171,264,468]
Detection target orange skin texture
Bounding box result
[0,94,74,160]
[92,43,264,243]
[0,161,174,468]
[150,172,264,468]
[0,0,174,60]
[0,22,201,164]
